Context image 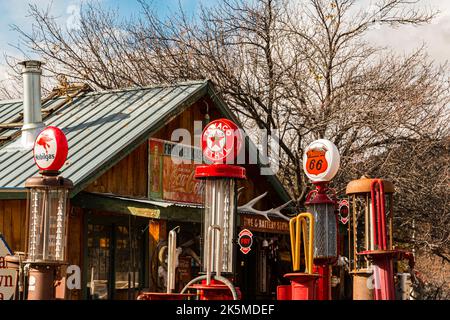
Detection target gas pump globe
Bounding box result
[25,126,71,300]
[302,139,340,300]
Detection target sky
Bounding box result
[0,0,449,84]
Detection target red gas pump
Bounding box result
[181,119,245,300]
[277,139,341,301]
[138,119,245,300]
[303,139,341,300]
[346,177,413,300]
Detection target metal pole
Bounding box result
[206,225,221,286]
[167,226,180,294]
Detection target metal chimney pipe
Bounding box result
[19,60,45,149]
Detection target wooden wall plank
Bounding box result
[11,200,21,252]
[20,199,28,253]
[0,200,4,239]
[0,200,27,253]
[65,205,83,300]
[85,142,148,198]
[3,200,12,249]
[148,219,166,291]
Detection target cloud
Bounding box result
[0,0,449,82]
[362,0,450,65]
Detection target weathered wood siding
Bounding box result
[0,199,27,252]
[85,142,148,198]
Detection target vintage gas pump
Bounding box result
[24,127,72,300]
[181,119,245,300]
[302,139,341,300]
[277,213,319,300]
[346,176,405,300]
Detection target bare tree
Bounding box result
[2,0,449,293]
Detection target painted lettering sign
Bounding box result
[163,158,203,203]
[0,235,16,300]
[241,215,290,234]
[33,126,68,171]
[149,139,204,204]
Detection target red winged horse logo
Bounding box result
[36,134,52,154]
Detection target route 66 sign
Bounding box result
[303,139,340,182]
[306,147,328,175]
[201,119,242,163]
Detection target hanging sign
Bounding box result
[238,229,254,255]
[201,119,242,163]
[338,199,350,225]
[303,139,340,182]
[241,215,290,234]
[0,235,16,300]
[33,126,68,171]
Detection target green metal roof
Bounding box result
[0,80,291,204]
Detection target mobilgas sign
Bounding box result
[33,126,68,171]
[0,235,16,300]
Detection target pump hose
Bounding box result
[180,275,239,300]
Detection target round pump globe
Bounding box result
[303,139,340,182]
[33,126,68,172]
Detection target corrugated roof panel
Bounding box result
[0,101,22,124]
[0,81,208,190]
[0,97,70,140]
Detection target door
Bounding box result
[85,215,148,300]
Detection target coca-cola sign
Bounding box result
[149,139,204,204]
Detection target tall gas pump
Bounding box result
[346,177,414,300]
[180,119,245,300]
[302,139,341,300]
[277,139,340,301]
[25,127,72,300]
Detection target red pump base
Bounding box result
[358,250,401,300]
[277,273,320,300]
[314,265,332,300]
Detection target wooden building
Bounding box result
[0,80,294,300]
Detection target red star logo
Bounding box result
[210,134,224,148]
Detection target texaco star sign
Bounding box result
[202,119,242,163]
